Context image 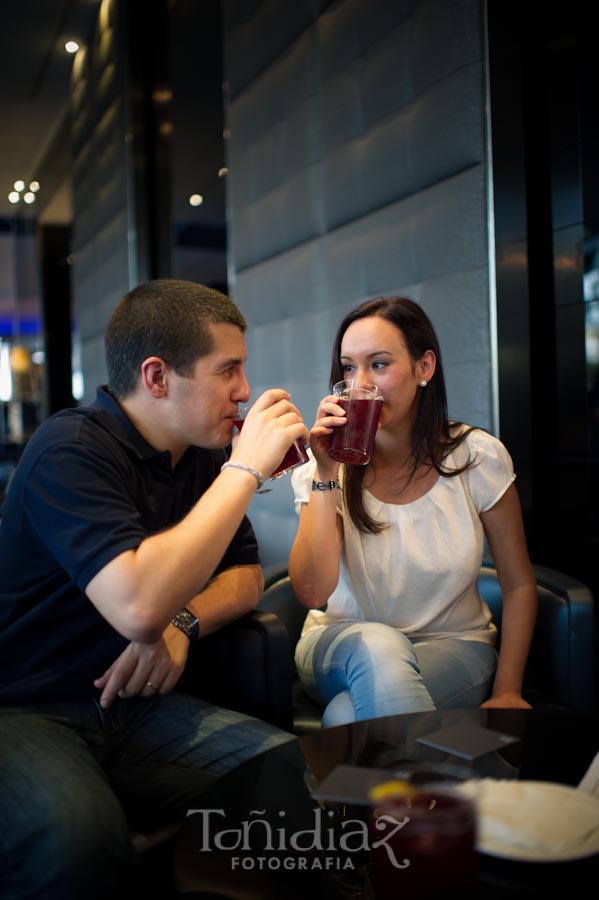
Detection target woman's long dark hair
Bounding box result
[330,296,476,534]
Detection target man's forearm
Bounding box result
[86,466,260,641]
[185,564,264,637]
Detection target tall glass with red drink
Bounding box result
[233,406,309,479]
[328,381,383,465]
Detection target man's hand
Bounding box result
[94,623,191,708]
[231,389,308,480]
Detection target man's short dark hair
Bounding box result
[105,280,247,399]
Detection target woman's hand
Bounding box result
[308,394,347,477]
[231,389,308,479]
[480,692,532,710]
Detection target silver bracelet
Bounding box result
[312,479,340,492]
[221,460,265,490]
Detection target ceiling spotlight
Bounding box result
[23,192,35,204]
[8,191,20,204]
[218,167,229,177]
[14,180,25,192]
[29,181,40,192]
[65,40,80,54]
[189,194,204,207]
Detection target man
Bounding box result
[0,280,306,899]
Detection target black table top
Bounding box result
[173,707,599,899]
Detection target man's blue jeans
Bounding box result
[296,622,498,727]
[0,692,291,900]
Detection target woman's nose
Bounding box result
[352,371,371,388]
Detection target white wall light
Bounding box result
[0,343,13,402]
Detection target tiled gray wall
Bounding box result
[223,0,492,565]
[70,0,138,404]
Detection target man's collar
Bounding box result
[90,386,206,474]
[90,386,173,462]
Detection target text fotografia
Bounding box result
[186,807,411,870]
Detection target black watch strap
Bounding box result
[172,607,200,642]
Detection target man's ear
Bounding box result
[140,357,169,398]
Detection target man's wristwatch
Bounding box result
[171,607,200,642]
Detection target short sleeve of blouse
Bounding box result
[290,453,318,514]
[463,430,516,513]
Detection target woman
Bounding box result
[289,297,537,727]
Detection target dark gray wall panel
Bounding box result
[224,0,491,564]
[232,164,323,270]
[321,63,484,231]
[233,239,326,327]
[223,0,331,98]
[70,0,133,402]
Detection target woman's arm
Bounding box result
[289,490,344,608]
[479,483,538,709]
[288,395,346,608]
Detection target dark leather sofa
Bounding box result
[176,608,294,732]
[259,561,598,732]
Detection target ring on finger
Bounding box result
[146,680,159,690]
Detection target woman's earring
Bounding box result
[419,380,428,388]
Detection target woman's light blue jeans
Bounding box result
[295,621,498,728]
[0,692,291,900]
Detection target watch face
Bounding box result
[174,609,200,640]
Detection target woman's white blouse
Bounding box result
[291,428,516,644]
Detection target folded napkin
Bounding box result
[455,778,599,860]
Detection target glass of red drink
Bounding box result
[368,781,477,900]
[233,406,309,479]
[328,380,383,465]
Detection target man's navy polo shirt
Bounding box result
[0,386,259,703]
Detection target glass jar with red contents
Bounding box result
[368,780,477,900]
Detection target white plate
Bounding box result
[454,779,599,862]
